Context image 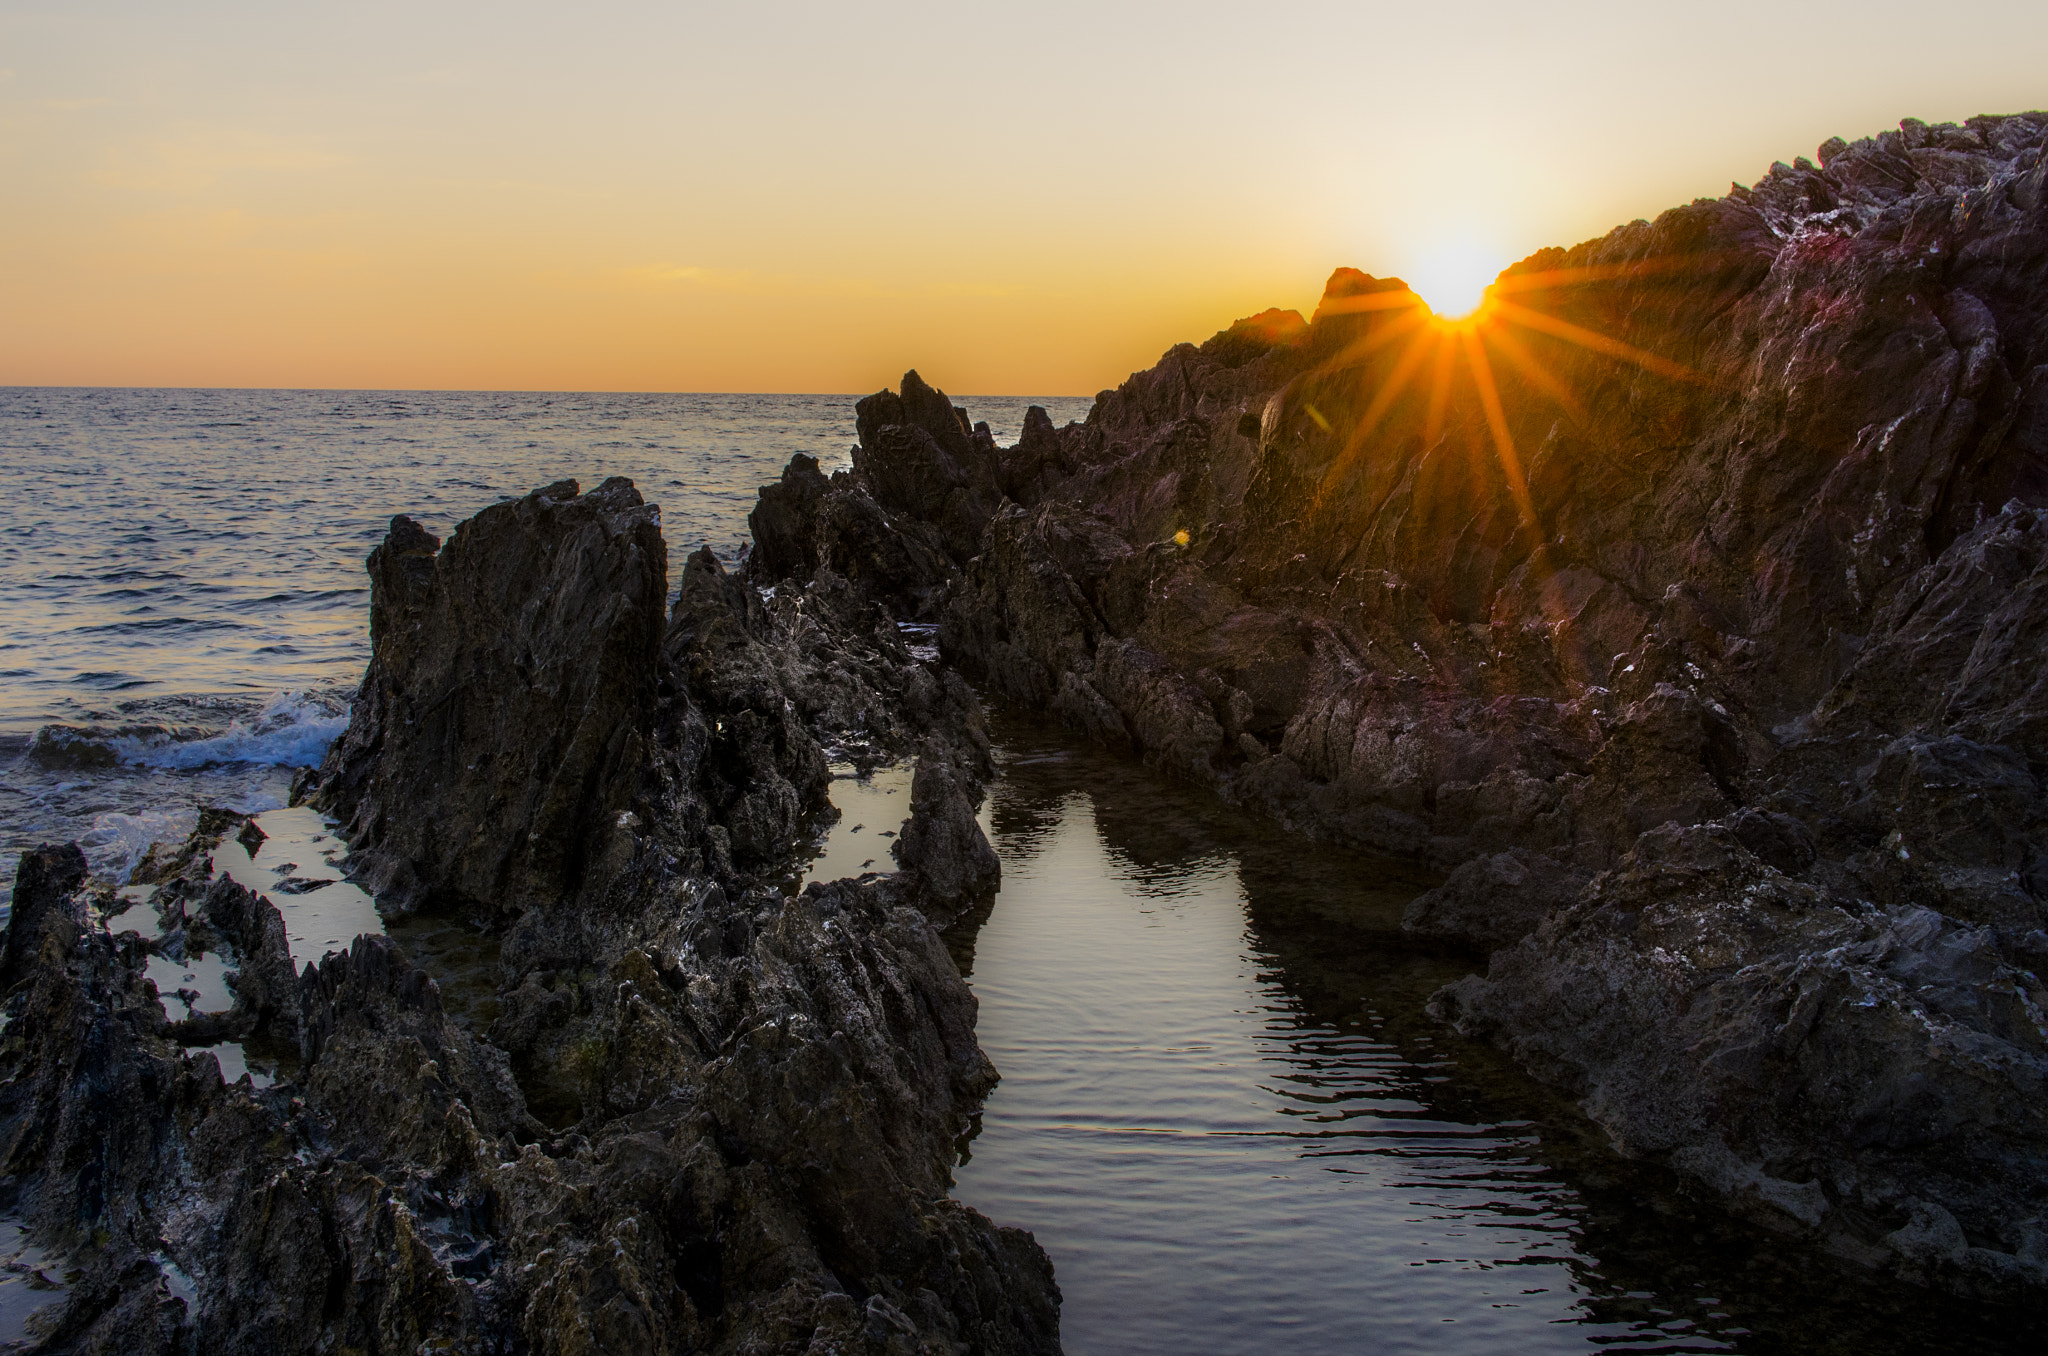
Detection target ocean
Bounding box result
[0,386,1088,913]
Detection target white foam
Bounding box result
[78,808,193,882]
[112,691,347,770]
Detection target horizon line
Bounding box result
[0,382,1103,400]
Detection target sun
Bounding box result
[1303,242,1710,555]
[1406,241,1504,321]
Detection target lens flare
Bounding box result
[1407,242,1505,320]
[1305,247,1709,537]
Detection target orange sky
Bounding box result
[4,1,2043,394]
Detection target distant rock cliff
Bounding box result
[806,112,2048,1302]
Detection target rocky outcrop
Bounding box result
[893,742,1002,919]
[1401,848,1590,952]
[13,103,2046,1337]
[1,467,1054,1351]
[853,371,1004,566]
[315,478,669,918]
[843,112,2048,1303]
[0,844,86,986]
[1432,822,2048,1298]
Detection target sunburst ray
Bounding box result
[1311,327,1440,509]
[1459,329,1538,531]
[1423,331,1458,445]
[1479,319,1589,425]
[1490,298,1705,385]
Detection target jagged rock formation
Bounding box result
[1,476,1046,1353]
[828,113,2048,1301]
[317,479,670,918]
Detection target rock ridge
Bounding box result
[801,111,2048,1304]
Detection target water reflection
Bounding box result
[952,716,2046,1356]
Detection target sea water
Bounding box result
[0,386,1085,909]
[0,386,2038,1355]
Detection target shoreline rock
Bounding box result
[7,105,2048,1344]
[819,112,2048,1304]
[1,471,1053,1351]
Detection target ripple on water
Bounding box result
[952,720,2048,1356]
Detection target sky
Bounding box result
[2,1,2043,395]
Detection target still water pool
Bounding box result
[950,717,2044,1356]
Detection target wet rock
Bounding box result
[1093,638,1227,782]
[196,873,298,1032]
[1726,807,1818,876]
[942,500,1139,708]
[129,805,245,888]
[1433,821,2048,1296]
[748,449,833,582]
[5,453,1058,1349]
[853,370,1004,564]
[748,453,956,618]
[664,543,831,865]
[0,843,87,986]
[844,111,2048,1304]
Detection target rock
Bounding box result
[234,817,267,854]
[3,460,1059,1349]
[747,451,958,619]
[893,742,1002,916]
[316,478,669,919]
[1,842,87,985]
[664,543,831,866]
[747,450,833,582]
[1401,849,1588,951]
[129,805,245,887]
[195,873,299,1032]
[854,370,1004,563]
[1433,820,2048,1295]
[844,111,2048,1304]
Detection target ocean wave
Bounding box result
[27,691,348,771]
[76,789,285,885]
[77,807,197,882]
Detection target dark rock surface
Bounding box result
[1,470,1051,1351]
[833,112,2048,1303]
[316,478,669,919]
[892,742,1002,920]
[1401,848,1589,952]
